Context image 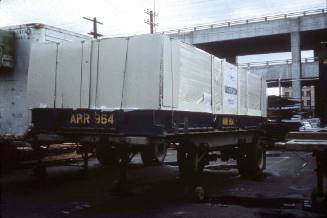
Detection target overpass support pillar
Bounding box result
[290,31,302,102]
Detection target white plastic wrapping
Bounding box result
[222,62,238,115]
[27,34,267,117]
[173,41,212,113]
[238,68,248,115]
[261,78,268,117]
[212,57,223,113]
[122,35,162,109]
[247,73,262,116]
[96,38,128,108]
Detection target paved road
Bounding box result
[1,150,326,217]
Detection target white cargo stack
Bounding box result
[27,34,266,117]
[92,38,127,109]
[172,41,212,113]
[122,35,163,109]
[222,62,238,115]
[238,68,248,115]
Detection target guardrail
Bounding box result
[238,57,318,68]
[162,8,326,34]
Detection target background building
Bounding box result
[282,85,315,117]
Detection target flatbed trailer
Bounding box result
[24,34,268,183]
[27,108,267,184]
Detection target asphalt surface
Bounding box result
[1,149,326,218]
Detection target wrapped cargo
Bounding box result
[27,34,266,136]
[28,34,265,115]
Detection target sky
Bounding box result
[0,0,325,37]
[0,0,324,64]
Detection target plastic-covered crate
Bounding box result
[27,34,266,118]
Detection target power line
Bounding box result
[82,16,103,39]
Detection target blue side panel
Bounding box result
[30,108,266,137]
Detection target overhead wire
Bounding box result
[0,0,325,36]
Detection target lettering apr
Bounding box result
[70,113,90,124]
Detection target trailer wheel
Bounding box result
[141,144,167,166]
[237,138,265,179]
[96,144,122,166]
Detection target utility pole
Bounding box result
[82,17,103,39]
[144,9,158,34]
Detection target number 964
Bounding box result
[95,113,114,125]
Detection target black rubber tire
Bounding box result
[96,144,122,166]
[141,144,167,166]
[237,138,265,179]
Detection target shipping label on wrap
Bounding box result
[223,64,238,112]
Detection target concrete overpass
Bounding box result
[239,58,318,83]
[166,8,327,100]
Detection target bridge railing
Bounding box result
[162,8,326,34]
[238,57,317,68]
